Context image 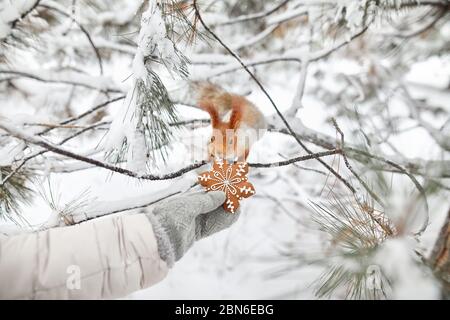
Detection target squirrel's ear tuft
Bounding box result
[229,111,240,129]
[229,96,244,129]
[199,100,220,128]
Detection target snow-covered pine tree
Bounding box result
[0,0,197,217]
[104,0,190,172]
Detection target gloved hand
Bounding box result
[146,191,240,267]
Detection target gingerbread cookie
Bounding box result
[198,159,255,213]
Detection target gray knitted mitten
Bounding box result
[146,191,240,267]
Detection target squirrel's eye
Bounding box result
[210,136,215,142]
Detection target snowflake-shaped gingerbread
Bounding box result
[198,159,255,213]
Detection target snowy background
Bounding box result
[1,0,449,299]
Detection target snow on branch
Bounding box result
[0,69,120,92]
[104,0,189,173]
[0,0,40,40]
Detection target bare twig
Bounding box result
[0,121,109,187]
[0,96,124,185]
[346,146,430,235]
[331,118,385,207]
[249,149,342,168]
[277,152,328,175]
[40,3,104,75]
[202,24,370,79]
[61,95,125,125]
[0,70,121,93]
[215,0,291,26]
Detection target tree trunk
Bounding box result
[430,208,450,299]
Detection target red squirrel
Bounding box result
[197,83,266,161]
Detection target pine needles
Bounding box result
[309,193,394,299]
[0,166,33,219]
[0,1,43,63]
[107,71,182,166]
[160,0,207,45]
[104,0,193,170]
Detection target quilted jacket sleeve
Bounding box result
[0,214,168,299]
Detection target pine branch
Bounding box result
[2,0,41,39]
[0,69,122,93]
[249,149,342,168]
[0,166,33,219]
[0,0,42,62]
[268,124,450,179]
[0,120,345,181]
[308,193,394,299]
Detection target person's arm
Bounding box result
[0,191,237,299]
[0,213,167,299]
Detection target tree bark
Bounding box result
[430,208,450,299]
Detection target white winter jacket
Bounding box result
[0,214,168,299]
